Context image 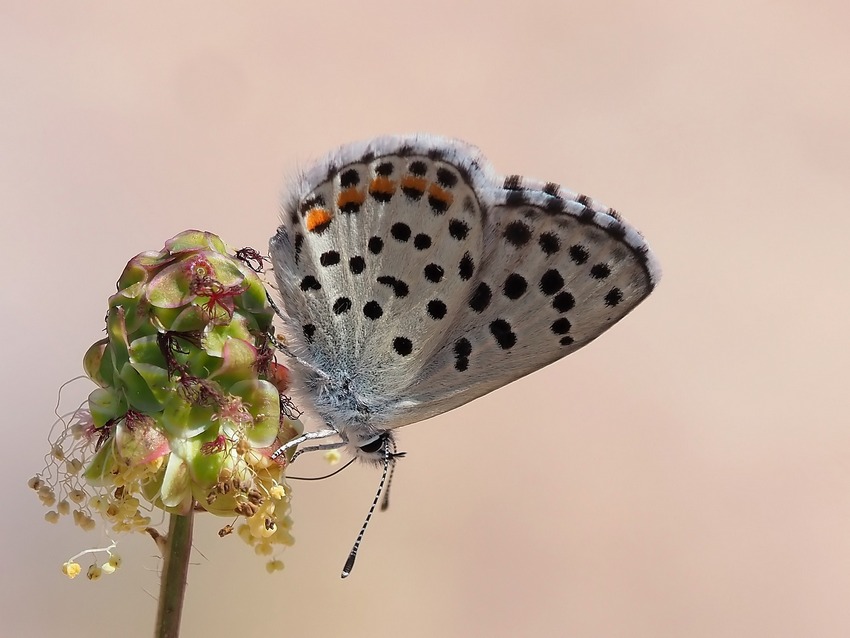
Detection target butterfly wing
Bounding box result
[399,176,659,423]
[270,135,659,435]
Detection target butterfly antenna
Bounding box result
[341,438,392,578]
[380,437,402,511]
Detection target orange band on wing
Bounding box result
[400,175,427,191]
[368,176,396,197]
[427,183,454,206]
[337,187,366,210]
[305,207,333,232]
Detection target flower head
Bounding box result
[31,230,302,576]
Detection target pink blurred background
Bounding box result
[4,2,850,636]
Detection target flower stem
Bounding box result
[155,510,194,638]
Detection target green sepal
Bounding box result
[161,391,219,439]
[204,314,252,357]
[160,451,192,511]
[169,305,209,332]
[105,306,131,374]
[83,442,119,487]
[119,362,164,413]
[87,387,127,428]
[164,230,229,255]
[230,379,281,448]
[186,431,226,489]
[209,337,257,389]
[83,339,110,388]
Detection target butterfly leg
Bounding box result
[270,428,339,461]
[265,289,285,320]
[289,440,347,464]
[265,292,332,381]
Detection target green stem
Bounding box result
[155,510,194,638]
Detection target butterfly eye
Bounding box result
[357,434,387,455]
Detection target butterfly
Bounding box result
[268,134,659,574]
